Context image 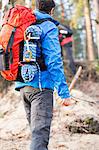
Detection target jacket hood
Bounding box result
[34,10,59,26]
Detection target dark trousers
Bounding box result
[20,87,53,150]
[64,45,76,75]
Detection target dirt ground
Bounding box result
[0,81,99,150]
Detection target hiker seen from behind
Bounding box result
[0,0,75,150]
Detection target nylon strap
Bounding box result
[5,27,16,70]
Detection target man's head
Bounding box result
[36,0,55,14]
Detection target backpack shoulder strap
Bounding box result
[36,18,53,24]
[36,18,59,27]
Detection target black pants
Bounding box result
[20,87,53,150]
[64,45,76,75]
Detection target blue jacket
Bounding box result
[15,10,70,99]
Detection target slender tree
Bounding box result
[83,0,95,61]
[94,0,99,59]
[70,0,95,60]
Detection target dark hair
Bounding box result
[36,0,55,14]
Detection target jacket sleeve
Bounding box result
[41,23,71,99]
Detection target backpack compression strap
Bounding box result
[5,27,16,70]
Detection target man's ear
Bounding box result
[50,8,55,16]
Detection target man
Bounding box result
[59,26,76,75]
[15,0,75,150]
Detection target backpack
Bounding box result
[0,5,37,81]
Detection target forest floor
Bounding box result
[0,81,99,150]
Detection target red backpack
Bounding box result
[0,5,36,81]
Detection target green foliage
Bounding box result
[94,61,99,73]
[70,0,84,29]
[75,0,84,18]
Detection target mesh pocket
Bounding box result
[21,64,38,82]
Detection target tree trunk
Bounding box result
[83,0,95,61]
[94,0,99,59]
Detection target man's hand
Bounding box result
[62,97,76,106]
